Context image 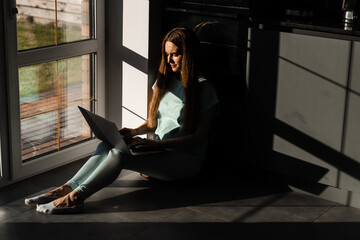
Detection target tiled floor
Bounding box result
[1,159,360,240]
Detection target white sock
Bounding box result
[25,195,58,206]
[36,200,84,214]
[36,202,56,214]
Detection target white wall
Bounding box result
[105,0,150,130]
[122,0,149,128]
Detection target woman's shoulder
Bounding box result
[197,76,218,100]
[197,76,219,114]
[198,76,207,83]
[197,76,215,91]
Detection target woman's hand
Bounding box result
[119,121,154,142]
[128,138,161,151]
[119,127,136,141]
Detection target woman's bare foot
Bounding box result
[25,184,72,206]
[53,190,84,208]
[43,184,72,198]
[36,190,84,214]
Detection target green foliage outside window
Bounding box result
[17,21,83,97]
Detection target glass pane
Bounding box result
[57,0,91,44]
[16,0,91,51]
[19,55,92,162]
[17,0,56,50]
[21,111,59,160]
[57,56,92,149]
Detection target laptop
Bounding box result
[78,106,164,155]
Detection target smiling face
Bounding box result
[165,41,182,72]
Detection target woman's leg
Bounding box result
[36,148,204,214]
[71,148,126,199]
[36,147,126,214]
[66,142,113,191]
[25,142,112,207]
[65,148,203,199]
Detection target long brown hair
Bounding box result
[148,27,201,135]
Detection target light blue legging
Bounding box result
[66,142,204,199]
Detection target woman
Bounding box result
[25,27,219,214]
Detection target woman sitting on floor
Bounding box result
[25,27,219,214]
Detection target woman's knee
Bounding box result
[93,142,113,156]
[106,148,128,169]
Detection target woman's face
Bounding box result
[165,41,182,72]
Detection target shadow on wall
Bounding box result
[248,27,360,203]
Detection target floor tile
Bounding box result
[201,191,338,208]
[163,208,226,222]
[5,188,53,206]
[315,206,360,222]
[188,205,332,222]
[0,206,26,222]
[129,222,242,240]
[0,222,153,240]
[129,221,360,240]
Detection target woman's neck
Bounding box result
[174,73,181,81]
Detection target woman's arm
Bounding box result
[130,105,218,150]
[119,121,155,140]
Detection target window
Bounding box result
[16,0,93,162]
[3,0,104,181]
[16,0,91,50]
[19,55,92,161]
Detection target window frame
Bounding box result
[1,0,105,183]
[0,1,10,183]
